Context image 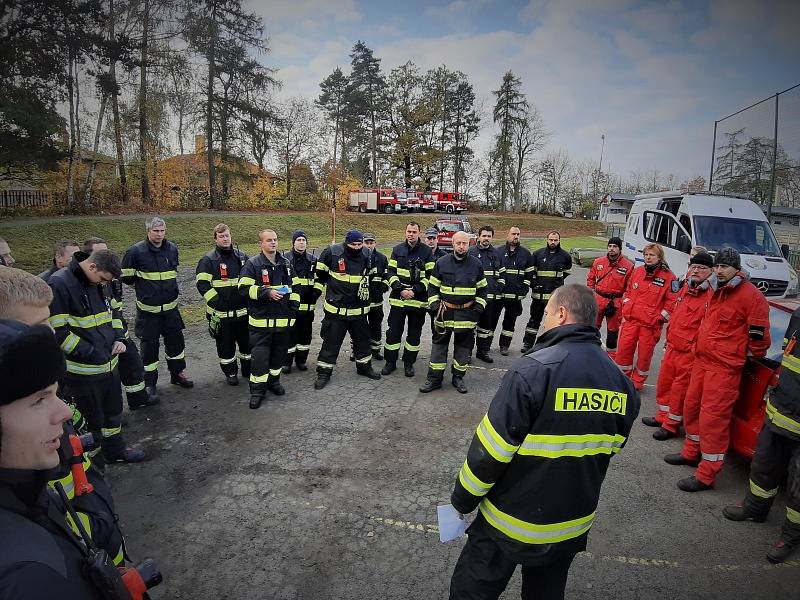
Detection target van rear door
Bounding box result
[642,209,692,269]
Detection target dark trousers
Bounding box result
[367,305,384,352]
[249,327,290,397]
[476,301,502,352]
[427,328,475,381]
[743,424,800,543]
[118,338,147,408]
[61,373,126,457]
[286,310,315,367]
[497,299,524,349]
[140,330,186,386]
[216,318,251,377]
[317,314,371,374]
[523,300,547,346]
[450,517,575,600]
[384,306,425,365]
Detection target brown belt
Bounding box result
[442,300,474,310]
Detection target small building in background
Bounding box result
[759,204,800,246]
[599,192,636,224]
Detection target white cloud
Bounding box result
[248,0,361,24]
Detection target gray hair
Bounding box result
[550,284,597,326]
[146,216,166,231]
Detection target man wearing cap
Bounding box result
[121,216,193,397]
[0,320,137,598]
[39,239,81,283]
[238,229,299,409]
[666,247,770,492]
[0,237,14,267]
[49,249,145,463]
[643,251,714,440]
[284,230,319,372]
[313,230,381,390]
[363,232,389,360]
[425,227,448,261]
[196,224,251,386]
[469,225,505,363]
[383,221,434,378]
[586,237,634,357]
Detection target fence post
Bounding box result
[767,93,779,223]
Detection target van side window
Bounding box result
[679,214,692,237]
[644,211,689,251]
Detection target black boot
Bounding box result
[357,363,381,381]
[381,362,397,376]
[249,394,264,409]
[767,540,797,564]
[664,453,700,467]
[296,362,308,371]
[145,386,160,403]
[521,342,533,354]
[652,427,676,441]
[404,363,415,377]
[641,416,660,427]
[129,393,160,411]
[419,378,442,393]
[170,371,194,388]
[499,347,510,356]
[313,373,331,390]
[372,350,384,361]
[282,364,292,374]
[677,476,712,492]
[722,504,767,523]
[452,376,468,394]
[476,349,494,364]
[267,381,286,396]
[104,447,146,463]
[225,373,239,386]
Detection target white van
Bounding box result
[623,191,798,298]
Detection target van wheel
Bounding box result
[384,204,393,214]
[359,204,366,213]
[446,205,454,214]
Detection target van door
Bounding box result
[642,209,692,273]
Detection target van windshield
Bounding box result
[693,216,781,257]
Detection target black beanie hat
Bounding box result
[608,236,622,249]
[292,230,307,244]
[690,251,714,269]
[0,320,65,406]
[714,247,741,270]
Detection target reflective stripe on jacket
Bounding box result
[387,241,434,309]
[427,253,487,330]
[239,252,299,330]
[528,246,572,298]
[468,244,505,300]
[620,264,678,328]
[121,239,180,313]
[500,243,531,300]
[315,244,374,320]
[196,246,249,319]
[767,307,800,441]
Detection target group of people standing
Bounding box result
[587,236,798,563]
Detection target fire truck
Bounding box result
[348,189,404,214]
[423,191,468,213]
[398,190,420,212]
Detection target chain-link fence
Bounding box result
[709,83,800,216]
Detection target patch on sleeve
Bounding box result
[749,325,765,340]
[671,280,681,293]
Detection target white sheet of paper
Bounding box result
[437,504,466,542]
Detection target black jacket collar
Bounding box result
[531,323,601,353]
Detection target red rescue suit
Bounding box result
[654,279,713,431]
[614,263,677,389]
[586,254,634,353]
[680,272,770,485]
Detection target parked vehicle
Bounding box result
[570,247,607,267]
[348,189,403,214]
[399,190,420,212]
[623,191,798,298]
[434,217,477,251]
[731,298,799,459]
[424,191,468,213]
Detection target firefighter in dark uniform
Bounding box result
[521,230,572,353]
[121,217,193,396]
[363,232,389,360]
[723,306,800,564]
[494,226,532,355]
[449,284,639,600]
[238,229,298,409]
[383,221,434,378]
[469,225,505,364]
[425,227,448,334]
[48,250,145,463]
[421,231,487,394]
[313,230,382,390]
[196,224,250,386]
[283,230,318,373]
[39,239,80,283]
[82,237,158,411]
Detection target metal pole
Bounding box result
[767,93,779,222]
[709,120,717,191]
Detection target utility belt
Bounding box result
[594,290,623,299]
[442,300,474,310]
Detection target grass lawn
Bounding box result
[0,211,601,272]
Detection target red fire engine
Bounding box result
[348,189,404,214]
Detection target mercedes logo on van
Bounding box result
[755,280,770,293]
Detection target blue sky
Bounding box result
[251,0,799,183]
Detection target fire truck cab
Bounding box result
[425,191,467,213]
[348,189,403,214]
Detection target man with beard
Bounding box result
[283,230,318,373]
[521,231,572,353]
[421,231,487,394]
[494,227,532,356]
[196,224,251,386]
[313,230,382,390]
[469,226,505,363]
[238,229,298,409]
[586,237,634,357]
[666,247,770,492]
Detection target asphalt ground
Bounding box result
[109,264,800,599]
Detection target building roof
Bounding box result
[758,204,800,218]
[602,192,636,204]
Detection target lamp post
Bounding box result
[594,134,605,201]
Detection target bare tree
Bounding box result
[509,106,549,211]
[275,98,320,198]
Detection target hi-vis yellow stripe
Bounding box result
[554,388,627,415]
